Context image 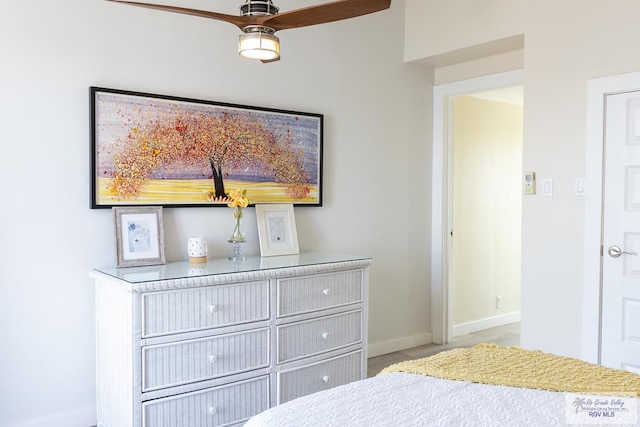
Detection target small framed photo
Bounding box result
[113,206,166,267]
[256,204,299,257]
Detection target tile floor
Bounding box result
[367,322,520,377]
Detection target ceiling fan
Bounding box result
[105,0,391,62]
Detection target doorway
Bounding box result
[449,90,523,337]
[431,70,523,344]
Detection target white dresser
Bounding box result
[93,252,371,427]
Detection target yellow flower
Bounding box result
[227,189,249,208]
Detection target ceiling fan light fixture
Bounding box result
[238,26,280,61]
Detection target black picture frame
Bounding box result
[91,87,323,208]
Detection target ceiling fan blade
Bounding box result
[105,0,256,30]
[261,0,391,31]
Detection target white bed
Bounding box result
[245,345,640,426]
[244,372,573,426]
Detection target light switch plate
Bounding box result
[524,172,536,195]
[541,178,553,196]
[575,177,585,196]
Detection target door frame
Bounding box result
[583,71,640,364]
[431,70,523,344]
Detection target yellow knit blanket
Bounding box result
[380,344,640,396]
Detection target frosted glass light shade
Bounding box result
[238,31,280,61]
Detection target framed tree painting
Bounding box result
[90,87,323,208]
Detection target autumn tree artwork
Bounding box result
[91,88,322,208]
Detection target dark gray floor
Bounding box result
[367,322,520,377]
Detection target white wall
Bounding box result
[435,50,524,85]
[406,0,640,359]
[0,1,431,425]
[404,0,524,65]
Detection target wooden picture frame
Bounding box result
[256,204,299,257]
[91,87,323,208]
[113,206,165,267]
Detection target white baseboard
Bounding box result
[8,407,96,427]
[368,332,433,358]
[452,311,521,337]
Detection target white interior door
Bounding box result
[600,90,640,372]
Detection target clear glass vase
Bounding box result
[228,207,246,261]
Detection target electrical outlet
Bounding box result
[496,296,503,309]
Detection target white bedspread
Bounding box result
[244,372,582,426]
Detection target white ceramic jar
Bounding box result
[187,237,207,262]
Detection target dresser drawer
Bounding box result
[277,350,362,404]
[277,310,362,363]
[142,281,269,337]
[142,376,269,427]
[277,270,363,317]
[142,328,270,392]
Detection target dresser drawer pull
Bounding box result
[208,304,218,313]
[322,288,331,296]
[208,355,218,363]
[208,406,217,415]
[322,375,330,383]
[321,332,330,340]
